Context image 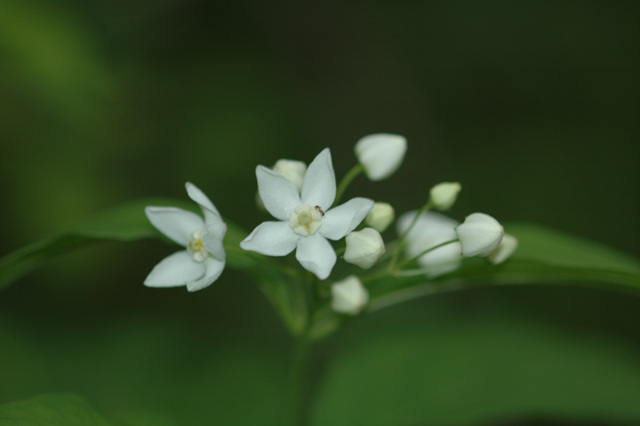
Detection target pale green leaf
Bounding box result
[0,394,112,426]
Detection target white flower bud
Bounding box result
[397,211,462,277]
[272,159,307,192]
[488,233,518,264]
[354,133,407,181]
[331,275,369,315]
[430,182,461,211]
[364,202,395,232]
[456,213,504,257]
[344,228,385,269]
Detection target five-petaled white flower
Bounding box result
[240,148,374,280]
[144,183,227,292]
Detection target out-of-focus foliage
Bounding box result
[1,0,639,424]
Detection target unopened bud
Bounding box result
[430,182,461,211]
[365,202,395,232]
[344,228,385,269]
[355,133,407,181]
[488,233,518,264]
[331,276,369,315]
[456,213,504,257]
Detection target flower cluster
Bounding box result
[143,133,517,317]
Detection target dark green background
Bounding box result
[1,1,639,424]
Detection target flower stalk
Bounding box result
[334,163,364,206]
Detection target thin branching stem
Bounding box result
[396,238,460,269]
[388,200,433,270]
[334,163,364,206]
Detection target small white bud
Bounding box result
[355,133,407,181]
[272,159,307,192]
[397,211,462,277]
[456,213,504,257]
[430,182,461,211]
[364,202,395,232]
[344,228,386,269]
[488,233,518,264]
[331,276,369,315]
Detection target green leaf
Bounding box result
[311,304,640,425]
[442,222,640,290]
[0,393,112,425]
[369,223,640,311]
[0,198,264,289]
[0,198,170,290]
[0,197,309,336]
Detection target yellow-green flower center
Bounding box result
[289,204,324,236]
[187,230,210,262]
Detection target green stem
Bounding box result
[285,323,311,426]
[225,245,304,279]
[396,238,460,269]
[334,163,364,206]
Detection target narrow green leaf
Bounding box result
[440,223,640,291]
[0,198,169,290]
[0,198,309,336]
[0,393,112,425]
[0,198,259,290]
[369,223,640,312]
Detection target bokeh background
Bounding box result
[1,0,639,424]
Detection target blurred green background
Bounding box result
[1,0,639,424]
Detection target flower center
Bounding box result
[289,204,324,236]
[187,229,210,262]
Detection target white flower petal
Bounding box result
[185,182,221,221]
[273,159,307,192]
[145,207,205,246]
[300,148,336,210]
[320,197,374,240]
[295,234,336,280]
[257,166,301,220]
[186,257,225,292]
[202,221,227,261]
[240,221,299,256]
[144,250,205,287]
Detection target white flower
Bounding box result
[241,148,374,280]
[344,228,385,269]
[144,183,227,292]
[488,233,518,264]
[430,182,461,211]
[272,159,307,192]
[256,159,307,210]
[456,213,504,257]
[397,211,462,277]
[364,202,395,232]
[331,276,369,315]
[355,133,407,181]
